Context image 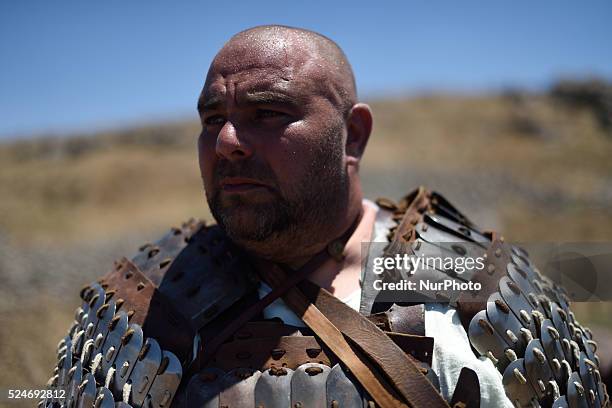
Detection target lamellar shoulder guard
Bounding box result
[365,187,610,408]
[41,219,259,408]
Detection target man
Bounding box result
[45,26,607,408]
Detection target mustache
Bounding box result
[213,160,279,190]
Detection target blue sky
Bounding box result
[1,1,611,139]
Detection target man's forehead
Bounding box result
[205,67,293,92]
[202,56,323,103]
[199,28,354,112]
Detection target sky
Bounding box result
[1,1,611,139]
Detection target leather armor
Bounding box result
[41,187,609,408]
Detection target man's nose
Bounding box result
[215,121,253,161]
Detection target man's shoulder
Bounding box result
[78,218,257,359]
[373,187,608,408]
[45,219,260,406]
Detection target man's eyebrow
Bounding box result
[242,91,300,106]
[198,91,300,113]
[198,95,224,113]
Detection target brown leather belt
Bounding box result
[259,265,450,408]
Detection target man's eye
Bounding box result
[204,115,225,125]
[256,109,286,119]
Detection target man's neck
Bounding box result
[249,200,377,301]
[306,200,376,299]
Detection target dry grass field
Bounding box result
[1,87,611,404]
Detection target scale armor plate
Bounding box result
[43,188,609,407]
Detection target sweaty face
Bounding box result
[197,44,350,245]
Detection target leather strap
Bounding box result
[193,249,328,369]
[294,279,450,408]
[193,212,363,371]
[261,265,409,408]
[258,264,450,408]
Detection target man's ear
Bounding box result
[345,103,373,165]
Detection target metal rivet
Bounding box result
[94,393,104,408]
[452,244,467,256]
[88,294,100,308]
[520,310,531,324]
[505,349,518,361]
[138,342,151,361]
[148,248,160,258]
[306,348,321,358]
[486,351,499,365]
[94,333,104,348]
[478,319,494,335]
[533,348,546,364]
[269,366,288,376]
[551,358,561,373]
[574,381,584,396]
[108,315,121,331]
[96,303,110,319]
[105,346,115,362]
[160,390,172,407]
[495,299,510,314]
[121,329,134,345]
[138,376,150,393]
[513,368,527,384]
[507,281,521,295]
[537,379,546,392]
[520,328,533,343]
[305,367,323,375]
[157,356,169,375]
[587,340,598,352]
[120,361,130,377]
[550,381,560,400]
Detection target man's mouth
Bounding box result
[219,177,271,193]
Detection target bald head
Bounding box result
[205,25,357,117]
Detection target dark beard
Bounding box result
[206,122,349,244]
